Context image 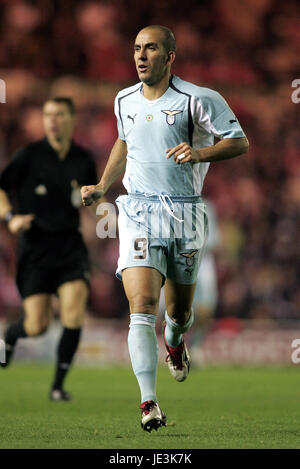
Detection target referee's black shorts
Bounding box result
[16,229,90,299]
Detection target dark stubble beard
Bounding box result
[140,58,168,86]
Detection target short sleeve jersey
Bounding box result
[114,75,246,197]
[0,138,98,232]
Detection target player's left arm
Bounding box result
[166,137,249,164]
[167,89,249,163]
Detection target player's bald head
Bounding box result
[138,25,176,54]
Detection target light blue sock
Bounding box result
[128,313,158,403]
[164,309,194,347]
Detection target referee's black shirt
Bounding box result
[0,138,98,233]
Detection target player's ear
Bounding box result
[166,51,175,65]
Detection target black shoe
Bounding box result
[0,344,15,368]
[49,389,72,401]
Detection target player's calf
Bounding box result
[163,322,191,382]
[162,309,193,382]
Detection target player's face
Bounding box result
[134,29,170,86]
[43,101,74,142]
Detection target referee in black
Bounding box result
[0,97,99,400]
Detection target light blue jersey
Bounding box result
[114,75,245,197]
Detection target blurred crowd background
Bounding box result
[0,0,299,325]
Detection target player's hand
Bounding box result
[8,214,34,235]
[166,142,200,164]
[80,185,104,207]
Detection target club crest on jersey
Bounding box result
[161,110,183,125]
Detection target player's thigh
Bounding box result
[23,294,52,335]
[58,279,88,328]
[122,267,163,315]
[164,278,196,324]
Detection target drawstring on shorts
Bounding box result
[158,194,184,223]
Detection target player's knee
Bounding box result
[167,305,191,325]
[61,309,84,328]
[24,319,49,337]
[129,294,159,314]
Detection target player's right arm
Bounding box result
[0,188,34,235]
[81,138,127,206]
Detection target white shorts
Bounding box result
[116,193,208,285]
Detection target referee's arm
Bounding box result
[0,188,13,219]
[0,188,34,234]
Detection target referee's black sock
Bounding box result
[2,319,27,367]
[52,327,81,391]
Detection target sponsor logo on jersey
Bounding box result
[127,114,137,124]
[161,109,183,125]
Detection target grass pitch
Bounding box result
[1,363,300,449]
